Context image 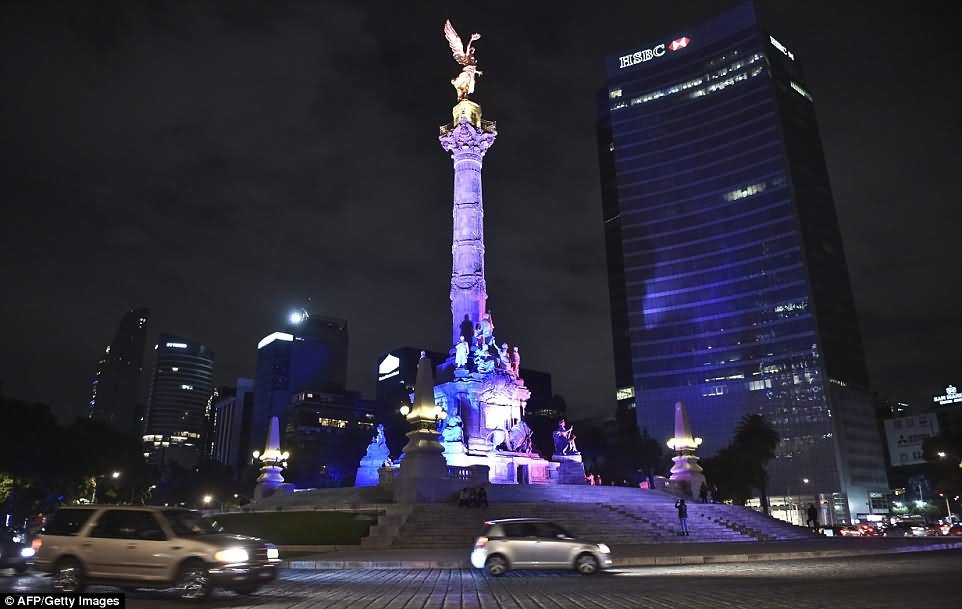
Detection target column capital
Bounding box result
[440,117,497,158]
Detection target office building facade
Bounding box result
[598,3,887,521]
[250,314,349,458]
[142,334,215,467]
[88,307,150,435]
[211,378,256,473]
[284,389,377,488]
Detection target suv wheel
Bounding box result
[52,558,86,593]
[175,560,212,600]
[575,553,599,575]
[484,554,508,576]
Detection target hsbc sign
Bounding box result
[619,36,690,69]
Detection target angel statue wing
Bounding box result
[444,19,480,66]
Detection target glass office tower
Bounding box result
[598,3,887,521]
[88,307,150,435]
[142,334,215,467]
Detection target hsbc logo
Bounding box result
[619,36,691,69]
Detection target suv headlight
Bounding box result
[214,547,249,563]
[596,543,611,554]
[267,547,279,560]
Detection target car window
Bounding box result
[43,509,96,536]
[501,523,531,538]
[165,510,221,536]
[89,510,166,540]
[531,522,570,539]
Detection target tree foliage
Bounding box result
[702,414,779,511]
[0,396,158,524]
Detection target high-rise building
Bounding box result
[598,3,887,521]
[375,347,448,411]
[250,314,349,460]
[143,334,215,467]
[88,307,150,435]
[211,378,256,474]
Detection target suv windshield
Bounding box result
[164,510,222,536]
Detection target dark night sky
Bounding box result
[1,1,959,423]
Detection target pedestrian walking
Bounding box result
[806,503,819,531]
[675,498,689,536]
[699,483,709,503]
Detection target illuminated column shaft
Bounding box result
[440,101,497,345]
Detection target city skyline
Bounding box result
[1,1,959,424]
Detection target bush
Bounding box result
[209,511,376,545]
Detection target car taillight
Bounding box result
[31,538,42,551]
[475,536,488,548]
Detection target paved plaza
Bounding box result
[2,551,960,608]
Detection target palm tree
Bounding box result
[732,414,779,514]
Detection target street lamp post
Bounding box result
[939,493,951,519]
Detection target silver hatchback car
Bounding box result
[470,518,612,576]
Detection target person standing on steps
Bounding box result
[806,503,819,531]
[675,498,689,536]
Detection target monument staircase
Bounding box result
[386,486,815,549]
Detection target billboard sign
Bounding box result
[883,414,940,466]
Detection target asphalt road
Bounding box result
[2,551,959,608]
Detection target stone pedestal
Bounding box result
[253,416,289,499]
[667,401,706,498]
[355,454,388,487]
[442,440,470,466]
[253,465,285,500]
[396,352,458,503]
[552,454,587,485]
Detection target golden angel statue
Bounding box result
[443,19,482,102]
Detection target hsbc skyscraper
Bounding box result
[598,2,888,522]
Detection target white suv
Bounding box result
[470,518,612,576]
[34,506,279,599]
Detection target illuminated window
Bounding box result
[318,417,348,429]
[724,182,767,201]
[609,88,623,99]
[616,386,635,401]
[774,300,808,315]
[621,53,765,110]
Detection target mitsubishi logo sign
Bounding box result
[378,354,400,381]
[619,35,692,69]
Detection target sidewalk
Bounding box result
[280,537,962,570]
